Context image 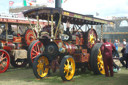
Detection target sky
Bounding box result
[0,0,128,19]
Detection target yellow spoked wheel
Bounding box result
[90,43,105,75]
[60,55,75,81]
[89,34,95,45]
[33,54,49,79]
[85,29,97,49]
[97,49,105,74]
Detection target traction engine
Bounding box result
[0,24,36,73]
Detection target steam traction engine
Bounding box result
[0,22,37,73]
[24,7,113,81]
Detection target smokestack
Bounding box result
[55,0,62,8]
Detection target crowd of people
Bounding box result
[100,38,128,77]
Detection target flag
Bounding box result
[23,0,27,6]
[61,0,68,3]
[96,12,99,16]
[29,0,37,6]
[9,1,14,7]
[31,0,36,2]
[64,0,67,3]
[47,0,54,3]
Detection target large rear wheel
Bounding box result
[60,55,75,81]
[33,54,49,79]
[0,49,10,73]
[24,29,37,46]
[84,29,97,49]
[90,43,105,75]
[27,40,44,66]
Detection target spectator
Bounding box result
[123,39,126,46]
[101,38,115,77]
[97,38,101,43]
[119,42,126,67]
[114,39,118,51]
[125,44,128,69]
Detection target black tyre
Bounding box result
[33,54,49,79]
[60,55,75,81]
[90,43,105,75]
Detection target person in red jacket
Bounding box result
[101,38,116,77]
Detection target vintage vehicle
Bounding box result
[0,17,44,73]
[24,7,113,81]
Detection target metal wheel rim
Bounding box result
[88,29,97,48]
[25,30,36,46]
[97,49,105,74]
[64,58,75,80]
[37,56,49,77]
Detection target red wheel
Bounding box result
[0,49,10,73]
[27,40,44,66]
[24,29,37,46]
[84,29,97,49]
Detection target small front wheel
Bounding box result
[60,55,75,81]
[33,54,49,79]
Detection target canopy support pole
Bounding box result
[51,15,54,40]
[101,24,103,42]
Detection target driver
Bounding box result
[0,24,6,39]
[64,21,72,41]
[8,23,14,35]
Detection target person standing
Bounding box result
[114,39,118,51]
[125,44,128,69]
[101,38,116,77]
[123,39,126,45]
[119,43,126,67]
[113,39,120,58]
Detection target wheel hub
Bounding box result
[48,45,55,54]
[65,65,72,72]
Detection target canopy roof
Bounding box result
[23,7,113,25]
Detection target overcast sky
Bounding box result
[0,0,128,19]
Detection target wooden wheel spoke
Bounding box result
[2,61,7,64]
[31,52,37,55]
[0,53,4,59]
[1,57,7,61]
[0,64,5,68]
[32,56,37,59]
[36,44,40,52]
[32,49,38,54]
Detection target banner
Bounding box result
[9,1,14,7]
[47,0,54,3]
[23,0,27,6]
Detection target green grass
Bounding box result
[0,46,126,85]
[0,67,128,85]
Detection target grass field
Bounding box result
[0,46,127,85]
[0,66,128,85]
